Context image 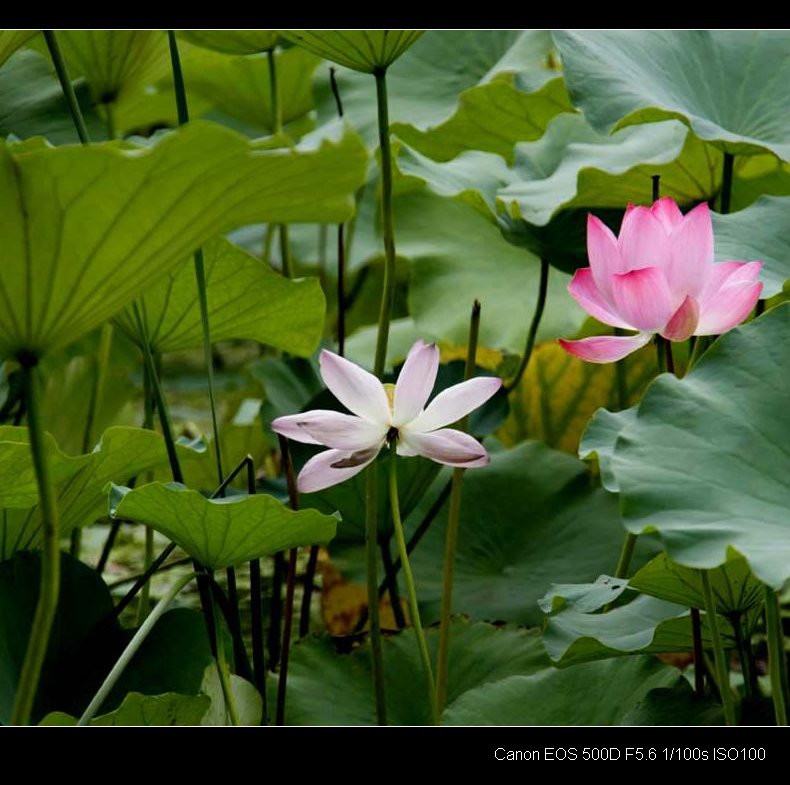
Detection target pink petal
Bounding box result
[651,197,684,232]
[618,205,670,271]
[700,260,762,302]
[298,447,379,493]
[319,349,390,425]
[665,202,714,298]
[271,412,323,445]
[558,333,653,363]
[587,214,623,301]
[568,267,631,329]
[661,295,699,342]
[407,376,502,433]
[286,410,387,451]
[611,266,677,332]
[399,428,489,468]
[393,340,440,426]
[696,281,763,335]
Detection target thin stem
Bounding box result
[337,223,347,356]
[299,545,320,637]
[275,436,299,726]
[212,589,241,726]
[43,31,90,144]
[329,66,344,117]
[268,552,284,671]
[135,527,155,626]
[380,538,406,629]
[691,608,706,696]
[276,548,298,725]
[365,468,387,724]
[731,612,755,701]
[388,446,438,725]
[78,571,197,725]
[279,225,293,278]
[665,339,675,375]
[95,521,122,574]
[372,68,397,379]
[436,300,481,713]
[651,174,661,202]
[700,570,737,725]
[167,32,224,488]
[720,152,735,215]
[108,556,190,588]
[10,360,61,726]
[267,48,282,134]
[82,322,114,454]
[687,334,710,372]
[225,565,244,673]
[613,531,638,579]
[504,258,550,393]
[764,585,788,725]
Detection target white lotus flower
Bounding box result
[272,340,502,493]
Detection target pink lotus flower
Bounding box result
[558,198,763,363]
[272,341,501,493]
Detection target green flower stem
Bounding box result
[78,571,198,725]
[336,223,347,356]
[364,470,387,724]
[167,31,224,488]
[380,538,406,629]
[690,608,706,696]
[389,445,438,725]
[504,257,550,394]
[279,224,293,278]
[136,362,156,624]
[700,570,737,725]
[212,588,241,726]
[10,359,61,726]
[720,152,735,215]
[687,335,711,372]
[731,612,756,701]
[43,31,90,145]
[613,531,638,579]
[372,68,397,378]
[267,48,282,134]
[298,545,320,638]
[764,585,789,726]
[275,436,299,726]
[436,300,481,713]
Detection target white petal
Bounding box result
[286,410,386,451]
[408,376,502,433]
[393,340,440,426]
[319,349,390,424]
[298,447,379,493]
[400,428,489,468]
[271,412,323,445]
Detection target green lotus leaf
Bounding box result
[0,29,36,68]
[554,29,790,158]
[282,30,423,73]
[113,236,325,356]
[109,482,338,570]
[179,30,279,55]
[607,304,790,590]
[0,119,366,358]
[282,621,547,725]
[443,656,679,725]
[0,426,206,559]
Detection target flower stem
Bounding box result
[504,257,550,394]
[267,48,282,134]
[700,570,737,725]
[167,31,225,488]
[764,585,789,725]
[613,531,638,579]
[78,571,197,725]
[389,445,438,724]
[380,537,406,629]
[43,31,90,144]
[276,436,299,726]
[436,300,481,713]
[365,469,387,724]
[373,68,397,378]
[10,358,61,726]
[298,545,320,637]
[336,223,347,356]
[212,587,241,726]
[690,608,706,696]
[720,153,735,215]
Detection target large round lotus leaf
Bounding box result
[281,621,547,725]
[109,482,338,570]
[0,120,365,359]
[553,30,790,158]
[179,30,279,55]
[282,30,422,73]
[443,655,679,725]
[113,236,325,356]
[610,304,790,590]
[410,441,652,625]
[57,30,170,104]
[313,30,570,160]
[0,30,36,68]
